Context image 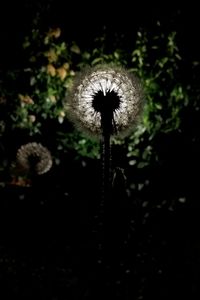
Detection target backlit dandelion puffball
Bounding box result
[16,142,52,175]
[68,65,143,137]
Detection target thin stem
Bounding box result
[100,105,114,203]
[101,132,111,203]
[100,112,116,268]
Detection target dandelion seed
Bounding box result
[16,142,52,175]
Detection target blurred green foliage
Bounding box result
[11,27,74,134]
[0,21,197,186]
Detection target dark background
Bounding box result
[0,1,199,66]
[0,1,200,299]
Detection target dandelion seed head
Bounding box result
[67,65,144,137]
[16,142,53,175]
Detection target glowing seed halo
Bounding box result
[67,64,144,137]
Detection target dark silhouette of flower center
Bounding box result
[92,90,121,134]
[28,154,40,169]
[92,90,121,114]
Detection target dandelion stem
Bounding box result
[101,131,111,203]
[100,97,114,201]
[100,110,116,268]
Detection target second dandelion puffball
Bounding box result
[16,142,52,175]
